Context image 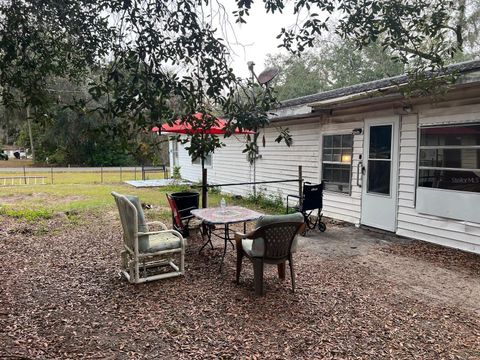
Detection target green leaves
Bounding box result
[275,128,293,147]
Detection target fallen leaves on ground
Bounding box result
[1,213,479,359]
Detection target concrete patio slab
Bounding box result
[299,222,480,314]
[298,222,410,258]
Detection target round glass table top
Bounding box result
[191,206,263,225]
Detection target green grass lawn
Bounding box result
[0,182,285,221]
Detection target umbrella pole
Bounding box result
[201,156,208,208]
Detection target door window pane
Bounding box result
[367,160,391,195]
[369,125,392,159]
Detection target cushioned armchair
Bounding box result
[112,192,186,284]
[235,213,305,296]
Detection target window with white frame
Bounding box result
[192,153,212,166]
[418,123,480,193]
[322,134,353,194]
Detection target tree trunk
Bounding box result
[26,105,35,162]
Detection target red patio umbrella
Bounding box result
[152,113,254,207]
[151,112,255,135]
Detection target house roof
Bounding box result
[276,59,480,110]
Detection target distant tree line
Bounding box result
[0,75,168,166]
[266,26,480,102]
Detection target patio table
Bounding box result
[191,206,263,270]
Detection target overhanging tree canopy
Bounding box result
[0,0,468,161]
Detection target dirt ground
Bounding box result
[1,213,480,359]
[0,193,88,206]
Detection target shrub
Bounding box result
[245,187,285,213]
[172,166,182,180]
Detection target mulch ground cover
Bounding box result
[1,212,479,359]
[382,241,480,277]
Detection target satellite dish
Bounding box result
[257,67,279,85]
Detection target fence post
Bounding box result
[298,165,303,207]
[202,168,208,208]
[134,167,137,180]
[101,166,103,183]
[51,167,54,184]
[120,166,122,182]
[23,166,27,185]
[142,166,145,180]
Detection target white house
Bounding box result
[170,60,480,254]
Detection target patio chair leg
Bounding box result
[180,246,185,274]
[253,258,264,296]
[235,236,243,284]
[289,255,296,293]
[277,262,286,280]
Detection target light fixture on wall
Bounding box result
[341,154,352,163]
[352,128,362,135]
[403,105,413,113]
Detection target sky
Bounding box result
[215,2,302,79]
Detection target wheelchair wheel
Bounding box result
[318,222,326,232]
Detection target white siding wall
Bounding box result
[174,118,364,224]
[176,134,253,197]
[255,120,320,201]
[176,120,322,200]
[210,134,253,197]
[172,103,480,254]
[177,139,202,181]
[396,111,480,254]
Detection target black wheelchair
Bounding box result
[286,182,326,233]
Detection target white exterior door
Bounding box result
[360,116,400,231]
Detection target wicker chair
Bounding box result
[235,213,305,296]
[112,192,186,284]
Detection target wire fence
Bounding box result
[193,166,304,208]
[0,166,169,186]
